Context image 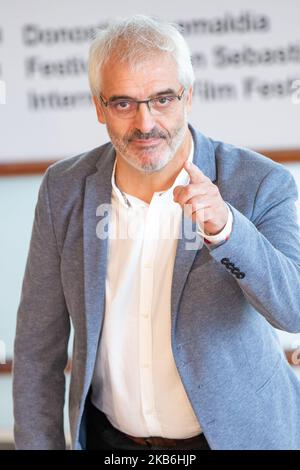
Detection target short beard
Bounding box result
[107,117,188,174]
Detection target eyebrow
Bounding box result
[108,88,177,102]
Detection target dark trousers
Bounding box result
[86,399,210,450]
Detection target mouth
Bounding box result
[132,138,163,147]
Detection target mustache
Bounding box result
[127,128,168,142]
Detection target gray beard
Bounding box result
[108,120,188,174]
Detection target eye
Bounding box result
[112,100,133,111]
[153,96,176,107]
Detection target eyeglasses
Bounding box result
[99,87,185,119]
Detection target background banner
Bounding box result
[0,0,300,162]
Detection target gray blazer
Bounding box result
[13,125,300,449]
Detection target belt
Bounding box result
[124,433,203,447]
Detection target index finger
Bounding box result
[183,161,207,184]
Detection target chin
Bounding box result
[138,150,172,170]
[137,156,172,174]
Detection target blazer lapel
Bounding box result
[83,145,115,368]
[171,125,217,332]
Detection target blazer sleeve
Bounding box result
[207,165,300,333]
[13,167,70,449]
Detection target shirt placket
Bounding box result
[138,194,163,436]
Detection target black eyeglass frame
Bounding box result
[98,87,186,113]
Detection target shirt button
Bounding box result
[231,267,240,275]
[236,272,245,279]
[226,262,235,269]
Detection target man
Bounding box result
[13,15,300,450]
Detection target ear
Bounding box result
[186,86,193,113]
[93,95,106,124]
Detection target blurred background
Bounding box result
[1,0,300,450]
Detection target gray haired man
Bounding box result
[14,15,300,450]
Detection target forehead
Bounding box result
[100,54,181,98]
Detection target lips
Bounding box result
[132,138,162,146]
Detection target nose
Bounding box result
[132,102,156,134]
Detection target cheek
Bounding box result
[170,110,187,131]
[106,121,127,140]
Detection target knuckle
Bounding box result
[185,186,194,199]
[212,185,219,195]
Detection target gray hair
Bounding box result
[88,15,195,99]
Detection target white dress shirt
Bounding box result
[91,141,232,438]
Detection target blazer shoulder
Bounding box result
[208,138,297,218]
[46,142,112,182]
[38,142,114,218]
[212,138,292,182]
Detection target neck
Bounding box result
[115,128,192,203]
